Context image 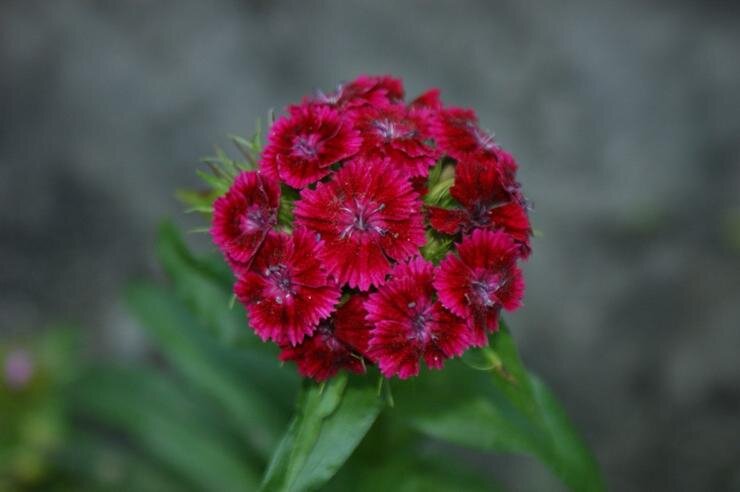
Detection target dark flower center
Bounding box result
[372,118,414,141]
[339,198,387,238]
[315,85,344,105]
[407,301,433,343]
[316,321,345,351]
[264,263,294,304]
[469,201,493,228]
[468,123,498,152]
[241,204,275,235]
[469,274,505,308]
[292,134,321,159]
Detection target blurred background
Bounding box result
[1,0,739,490]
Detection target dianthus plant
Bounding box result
[184,75,603,492]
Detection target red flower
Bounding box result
[410,88,443,110]
[313,74,404,110]
[211,171,280,265]
[427,158,532,255]
[279,294,372,381]
[261,104,360,188]
[434,229,524,346]
[431,107,500,162]
[352,103,439,178]
[234,229,340,346]
[294,158,426,291]
[365,258,469,379]
[410,175,429,198]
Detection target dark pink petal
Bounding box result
[429,158,532,253]
[352,104,439,178]
[294,158,425,291]
[427,206,467,235]
[366,258,470,379]
[410,88,442,110]
[431,107,499,162]
[322,234,390,291]
[489,202,532,257]
[333,294,373,358]
[431,253,472,319]
[260,104,360,188]
[211,171,280,264]
[234,230,340,345]
[278,293,372,381]
[410,175,429,197]
[311,74,404,110]
[450,158,510,210]
[434,229,524,334]
[278,331,365,382]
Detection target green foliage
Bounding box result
[424,157,456,208]
[37,223,602,492]
[156,220,248,344]
[71,365,260,491]
[177,130,263,213]
[393,322,605,492]
[0,328,79,490]
[420,229,454,264]
[126,283,293,457]
[260,374,384,492]
[420,158,456,263]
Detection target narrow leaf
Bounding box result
[261,374,384,492]
[126,283,292,458]
[70,366,259,491]
[394,321,604,492]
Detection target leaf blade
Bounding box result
[260,374,384,492]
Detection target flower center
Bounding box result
[315,85,344,105]
[264,263,294,304]
[466,122,498,152]
[469,274,505,308]
[241,204,274,235]
[372,118,414,141]
[292,134,321,159]
[316,321,344,351]
[469,202,492,228]
[338,198,386,239]
[406,301,435,343]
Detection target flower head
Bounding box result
[410,88,443,110]
[365,258,469,379]
[234,229,340,346]
[279,294,372,381]
[294,158,426,290]
[434,229,524,345]
[352,103,439,178]
[261,104,361,188]
[313,74,404,110]
[208,75,532,381]
[431,107,500,163]
[211,171,280,265]
[427,157,532,255]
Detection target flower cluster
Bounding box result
[211,75,531,380]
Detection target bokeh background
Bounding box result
[2,0,739,490]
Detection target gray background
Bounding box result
[2,0,739,490]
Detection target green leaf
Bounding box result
[278,185,300,228]
[354,456,500,492]
[424,177,455,206]
[394,321,604,492]
[420,230,453,264]
[260,374,384,492]
[126,283,293,458]
[156,221,245,344]
[59,430,194,492]
[70,366,259,491]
